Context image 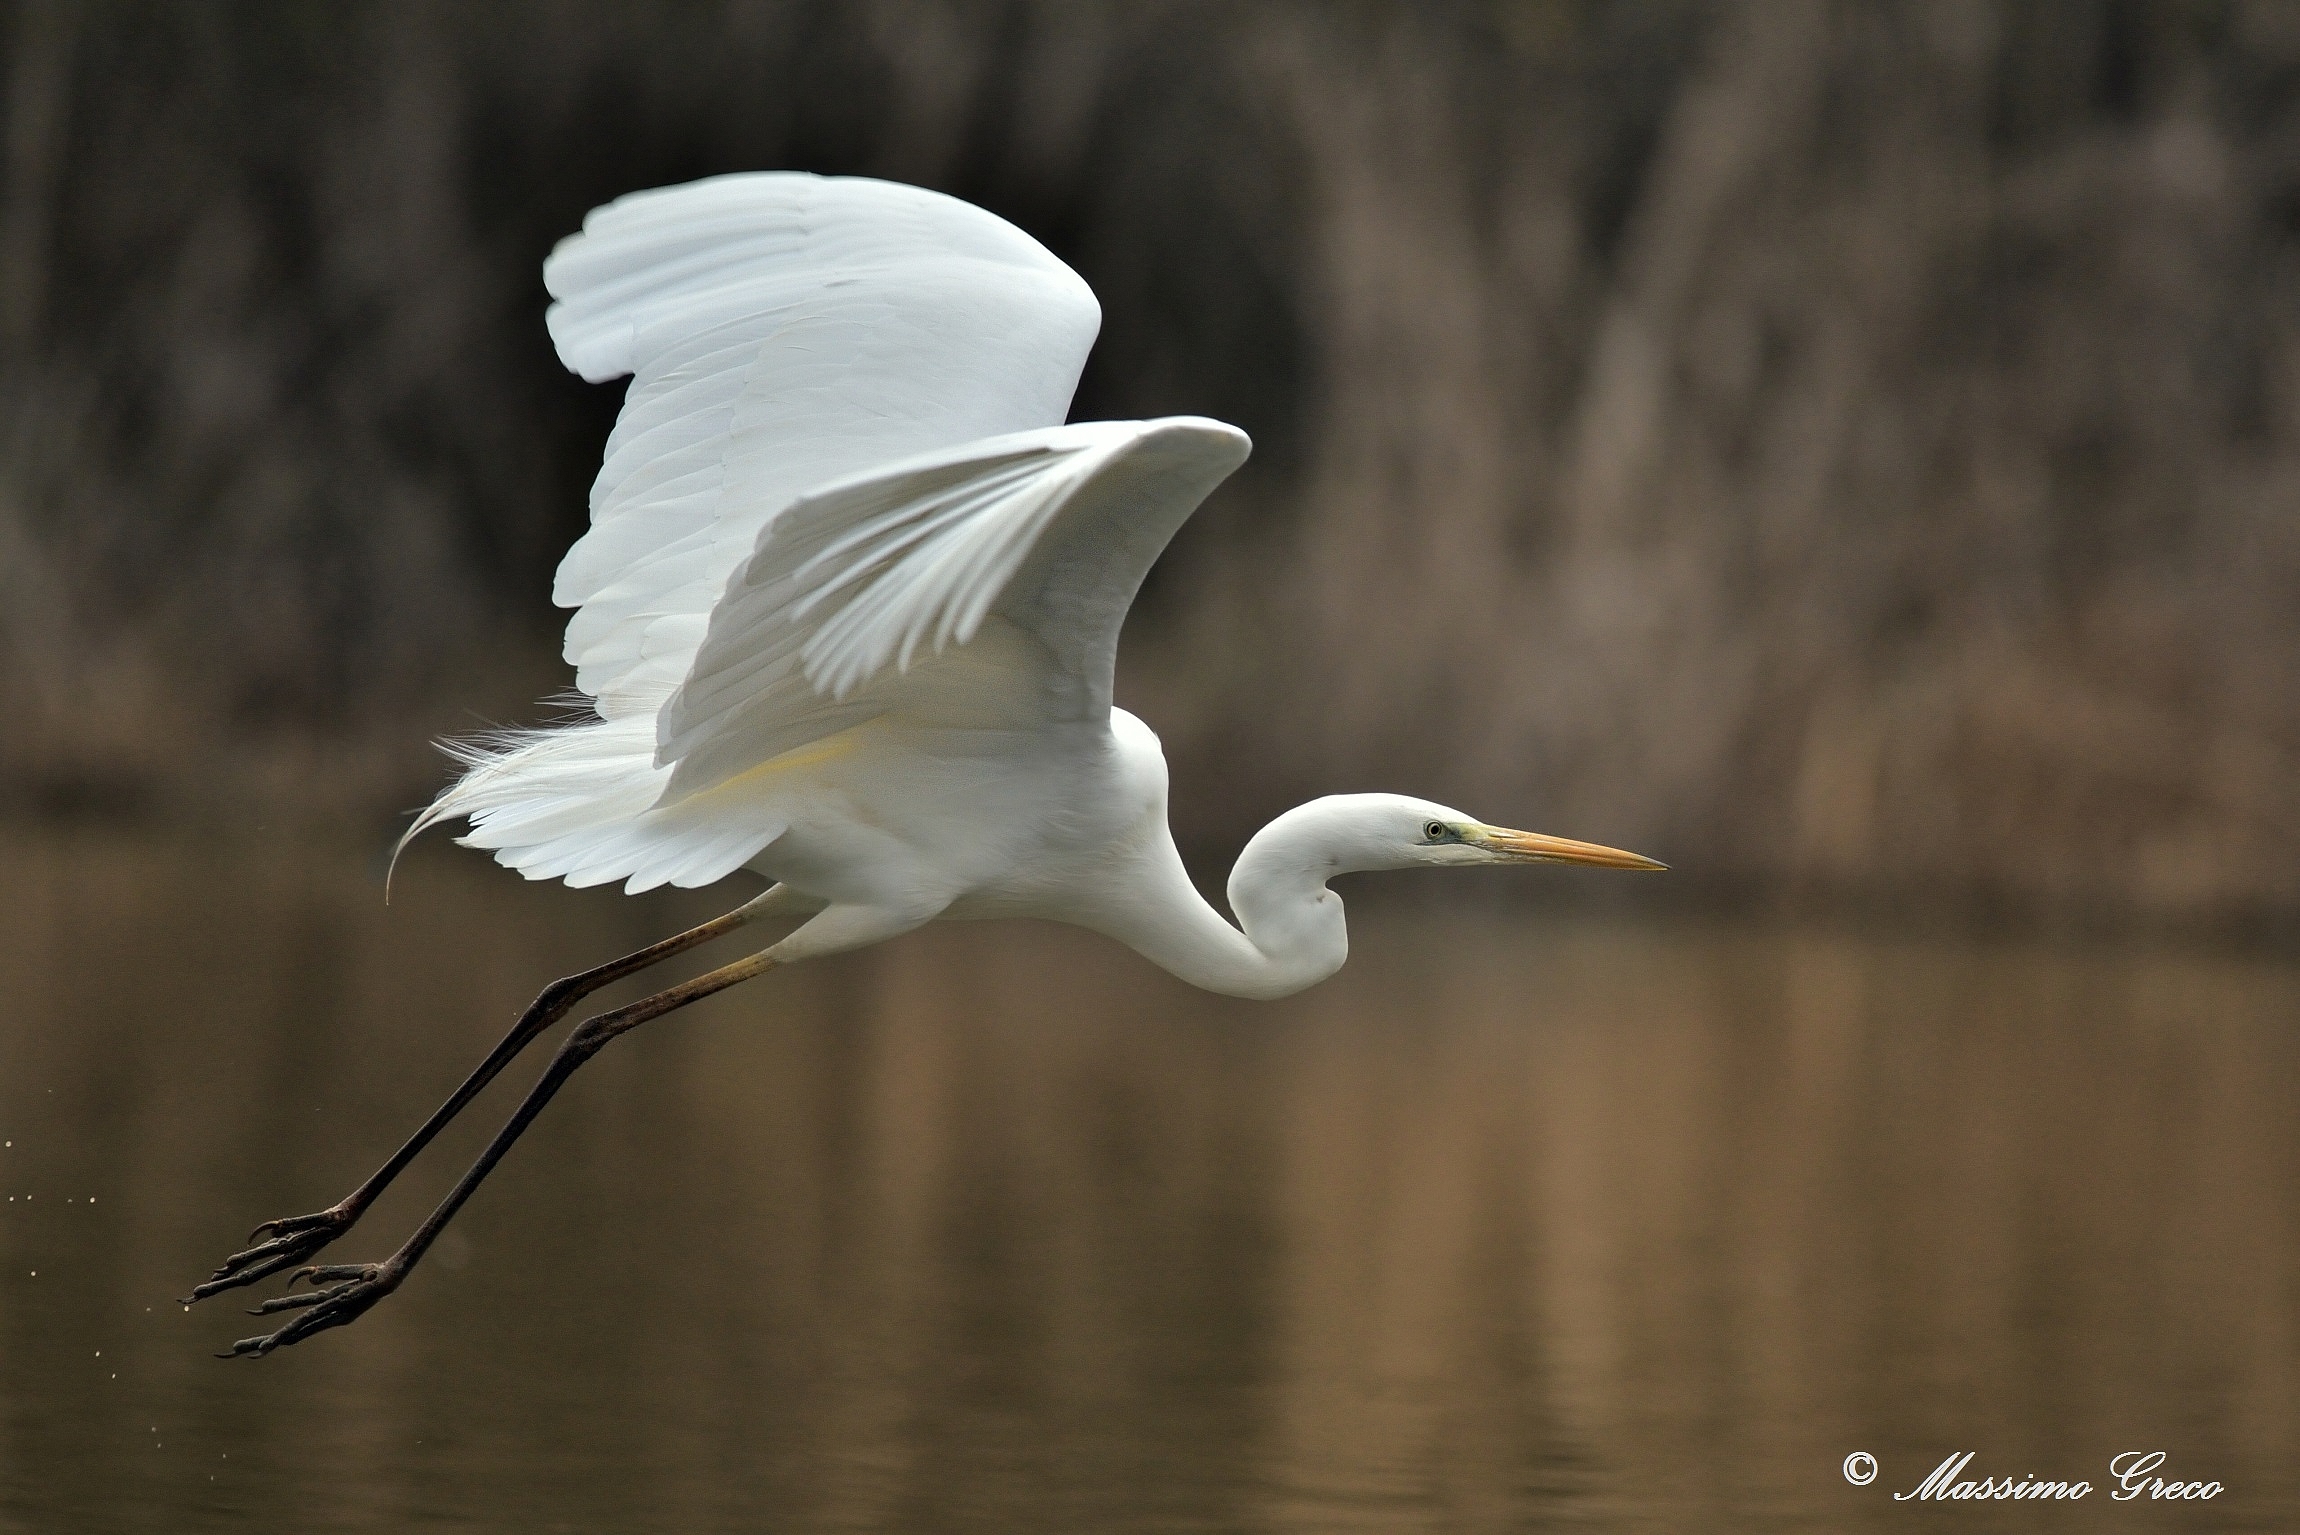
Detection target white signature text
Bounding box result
[1889,1450,2221,1502]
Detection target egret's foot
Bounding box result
[182,1206,360,1304]
[220,1261,405,1357]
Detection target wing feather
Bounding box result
[655,418,1249,799]
[543,173,1100,719]
[413,174,1248,894]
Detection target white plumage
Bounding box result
[410,173,1241,898]
[196,173,1664,1357]
[407,170,1657,983]
[544,173,1102,717]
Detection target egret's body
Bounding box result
[694,704,1335,999]
[189,173,1659,1353]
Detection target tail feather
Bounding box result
[396,715,781,895]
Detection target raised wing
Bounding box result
[658,417,1250,797]
[408,178,1241,894]
[545,172,1101,720]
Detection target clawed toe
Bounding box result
[246,1288,329,1315]
[183,1207,356,1304]
[244,1262,385,1313]
[221,1262,402,1357]
[245,1212,325,1243]
[297,1262,382,1283]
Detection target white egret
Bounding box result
[187,173,1661,1355]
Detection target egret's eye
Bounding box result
[1423,821,1448,842]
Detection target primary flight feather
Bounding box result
[192,172,1661,1355]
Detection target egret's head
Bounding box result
[1314,794,1666,876]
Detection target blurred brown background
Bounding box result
[6,11,2299,1527]
[4,0,2297,929]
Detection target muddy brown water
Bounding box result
[1,829,2294,1532]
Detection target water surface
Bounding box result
[1,831,2293,1531]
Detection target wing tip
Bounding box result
[1126,415,1253,475]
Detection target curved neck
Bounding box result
[1091,803,1364,1001]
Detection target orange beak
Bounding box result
[1470,825,1667,870]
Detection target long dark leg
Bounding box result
[185,892,781,1303]
[221,947,780,1357]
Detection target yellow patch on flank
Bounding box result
[698,727,867,797]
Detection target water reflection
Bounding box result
[1,830,2293,1531]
